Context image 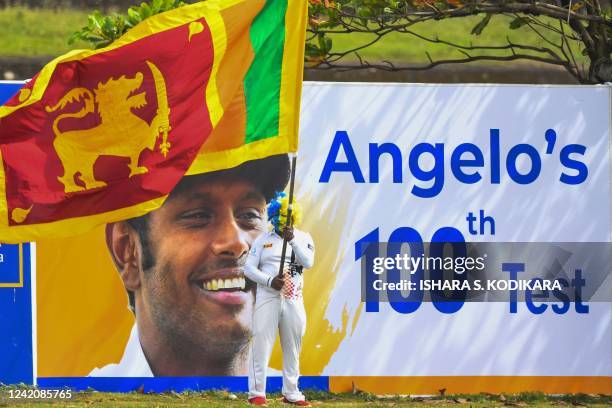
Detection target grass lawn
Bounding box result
[0,388,610,407]
[0,6,587,70]
[0,7,90,57]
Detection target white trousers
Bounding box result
[248,296,307,402]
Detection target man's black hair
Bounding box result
[169,154,290,203]
[123,154,290,311]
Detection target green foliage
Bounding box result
[306,32,333,63]
[69,0,185,49]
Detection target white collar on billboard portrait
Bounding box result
[88,324,154,378]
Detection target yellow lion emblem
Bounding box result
[45,61,171,193]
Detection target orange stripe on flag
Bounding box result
[202,0,264,153]
[203,86,248,153]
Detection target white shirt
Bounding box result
[245,229,315,300]
[88,324,153,377]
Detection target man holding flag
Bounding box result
[0,0,308,380]
[245,192,315,406]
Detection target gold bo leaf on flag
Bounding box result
[0,0,307,244]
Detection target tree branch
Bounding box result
[317,53,572,72]
[326,31,389,63]
[558,20,583,82]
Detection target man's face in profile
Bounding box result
[112,174,267,375]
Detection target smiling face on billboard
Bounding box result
[107,173,268,376]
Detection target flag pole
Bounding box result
[278,153,298,277]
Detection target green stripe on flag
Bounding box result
[244,0,287,143]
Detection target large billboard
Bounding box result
[1,82,610,394]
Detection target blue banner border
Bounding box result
[37,376,329,393]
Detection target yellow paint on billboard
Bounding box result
[269,190,350,374]
[351,302,363,336]
[36,227,133,376]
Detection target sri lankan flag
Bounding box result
[0,0,307,243]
